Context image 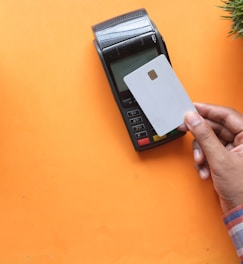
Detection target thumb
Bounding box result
[184,111,227,164]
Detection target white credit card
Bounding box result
[123,54,196,136]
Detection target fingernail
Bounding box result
[185,112,202,128]
[193,149,200,161]
[199,168,209,180]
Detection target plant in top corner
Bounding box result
[220,0,243,38]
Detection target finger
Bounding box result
[192,140,210,180]
[196,119,231,147]
[177,123,188,132]
[226,143,235,151]
[184,111,228,166]
[195,162,211,180]
[205,119,235,143]
[194,103,243,135]
[234,131,243,146]
[230,144,243,154]
[192,140,205,165]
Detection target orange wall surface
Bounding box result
[0,0,243,263]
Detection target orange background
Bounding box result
[0,0,243,263]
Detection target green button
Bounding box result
[167,129,179,135]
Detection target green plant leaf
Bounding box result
[219,0,243,37]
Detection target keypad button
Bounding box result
[122,97,134,107]
[167,129,179,135]
[153,134,167,142]
[129,117,143,125]
[137,137,150,146]
[132,124,145,132]
[135,131,148,139]
[127,109,140,117]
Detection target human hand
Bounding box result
[181,103,243,213]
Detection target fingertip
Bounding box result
[192,141,205,164]
[177,123,188,132]
[193,102,204,108]
[193,149,201,163]
[199,167,210,180]
[184,111,202,128]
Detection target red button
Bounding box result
[137,137,150,146]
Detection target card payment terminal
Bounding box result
[92,9,185,151]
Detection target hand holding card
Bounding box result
[124,54,196,136]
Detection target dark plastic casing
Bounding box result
[92,9,185,151]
